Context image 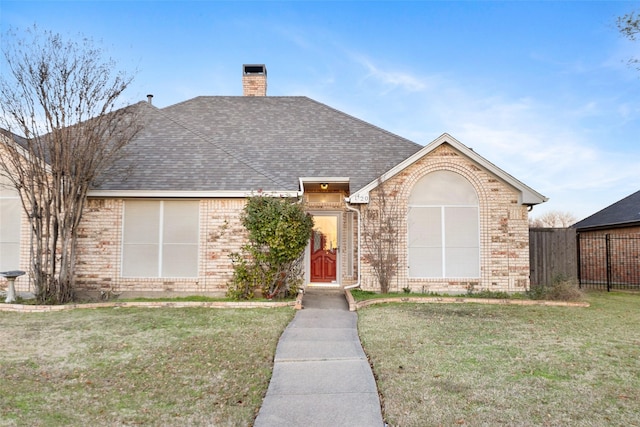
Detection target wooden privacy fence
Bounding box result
[529,228,640,291]
[529,228,577,287]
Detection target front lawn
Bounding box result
[358,292,640,426]
[2,292,638,426]
[0,307,294,426]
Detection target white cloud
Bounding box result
[331,63,640,220]
[437,95,640,219]
[351,55,432,93]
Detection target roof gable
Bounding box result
[349,133,548,206]
[573,189,640,230]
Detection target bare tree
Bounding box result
[361,177,402,293]
[0,27,141,303]
[529,210,577,228]
[617,11,640,70]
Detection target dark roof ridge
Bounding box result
[163,95,423,149]
[161,95,309,109]
[151,103,290,189]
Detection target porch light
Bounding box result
[320,183,329,190]
[1,270,25,303]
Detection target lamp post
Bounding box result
[1,270,26,303]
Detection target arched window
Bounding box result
[408,171,479,278]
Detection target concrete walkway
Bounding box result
[254,288,384,426]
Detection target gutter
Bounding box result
[87,189,302,198]
[343,198,361,290]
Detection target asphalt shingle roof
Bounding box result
[573,190,640,230]
[94,96,423,193]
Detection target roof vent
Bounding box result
[242,64,267,96]
[146,94,153,105]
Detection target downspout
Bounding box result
[344,198,361,290]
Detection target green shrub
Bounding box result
[227,195,313,300]
[227,252,257,300]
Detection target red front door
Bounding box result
[310,215,338,282]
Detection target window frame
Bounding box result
[0,176,21,271]
[407,171,480,279]
[122,200,200,278]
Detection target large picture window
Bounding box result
[122,200,199,277]
[0,175,21,271]
[408,171,479,278]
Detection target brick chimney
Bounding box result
[242,64,267,96]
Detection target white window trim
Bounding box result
[408,203,480,279]
[122,200,200,278]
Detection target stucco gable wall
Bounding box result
[359,143,530,294]
[75,198,247,296]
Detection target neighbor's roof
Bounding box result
[0,129,29,148]
[92,96,423,194]
[573,189,640,231]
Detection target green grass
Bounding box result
[3,292,638,426]
[358,292,640,426]
[0,307,294,426]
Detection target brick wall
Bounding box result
[23,143,533,296]
[579,226,640,236]
[75,198,247,295]
[577,228,640,287]
[75,198,122,291]
[75,197,359,295]
[242,74,267,96]
[359,143,530,294]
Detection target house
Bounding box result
[1,64,547,297]
[572,190,640,289]
[0,130,26,274]
[573,190,640,234]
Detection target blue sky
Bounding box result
[2,1,639,221]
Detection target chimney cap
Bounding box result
[243,64,267,75]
